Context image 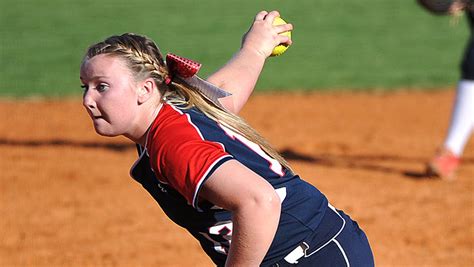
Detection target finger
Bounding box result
[274,23,293,34]
[277,35,292,46]
[255,10,269,21]
[263,10,281,23]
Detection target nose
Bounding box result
[82,89,96,111]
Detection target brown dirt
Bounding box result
[1,90,473,267]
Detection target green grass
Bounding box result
[0,0,469,97]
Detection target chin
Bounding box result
[96,131,119,137]
[95,130,120,137]
[93,125,120,137]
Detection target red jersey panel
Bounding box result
[146,103,232,207]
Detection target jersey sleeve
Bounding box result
[146,115,233,208]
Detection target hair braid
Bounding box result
[83,33,169,86]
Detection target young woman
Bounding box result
[80,11,374,266]
[419,1,474,180]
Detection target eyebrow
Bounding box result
[80,75,108,81]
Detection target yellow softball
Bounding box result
[270,17,292,57]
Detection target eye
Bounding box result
[80,84,88,91]
[97,83,109,92]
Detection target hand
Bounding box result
[449,0,467,15]
[241,10,293,59]
[206,11,293,113]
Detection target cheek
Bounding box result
[93,109,134,137]
[104,94,137,127]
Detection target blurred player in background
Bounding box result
[418,0,474,180]
[79,11,374,266]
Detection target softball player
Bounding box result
[420,1,474,180]
[80,11,374,266]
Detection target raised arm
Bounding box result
[199,160,281,266]
[206,10,293,114]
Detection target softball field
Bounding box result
[1,89,473,266]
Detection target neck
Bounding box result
[125,100,163,146]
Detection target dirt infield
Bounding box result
[1,90,472,266]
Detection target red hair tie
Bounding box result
[165,53,202,84]
[164,53,231,109]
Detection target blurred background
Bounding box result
[1,1,473,266]
[0,0,468,97]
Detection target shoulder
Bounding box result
[146,103,227,158]
[148,104,200,141]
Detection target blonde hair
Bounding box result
[83,33,293,173]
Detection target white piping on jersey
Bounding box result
[129,102,163,181]
[130,145,170,184]
[192,155,233,209]
[283,204,347,264]
[129,145,147,179]
[166,105,234,208]
[217,123,284,176]
[185,113,205,140]
[304,203,346,257]
[168,104,226,150]
[168,104,205,139]
[333,238,350,267]
[275,187,287,203]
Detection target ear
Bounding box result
[137,78,156,104]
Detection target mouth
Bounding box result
[91,114,104,120]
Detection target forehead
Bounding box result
[80,54,130,80]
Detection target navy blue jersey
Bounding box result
[130,103,329,266]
